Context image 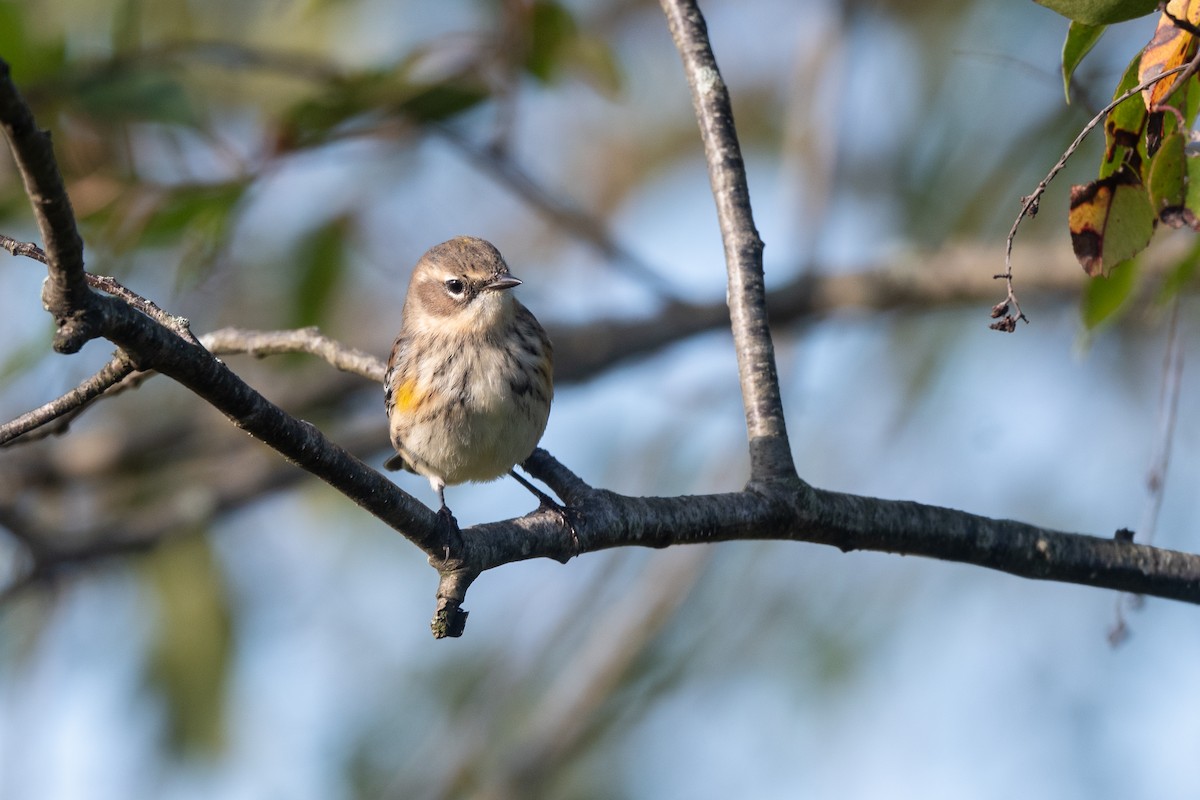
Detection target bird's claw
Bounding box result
[437,504,463,561]
[508,469,579,556]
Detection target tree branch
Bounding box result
[4,28,1200,642]
[498,449,1200,603]
[0,57,443,561]
[660,0,795,482]
[0,352,136,446]
[0,62,91,353]
[201,326,384,381]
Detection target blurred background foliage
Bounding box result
[2,1,1200,799]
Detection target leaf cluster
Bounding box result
[1045,0,1200,326]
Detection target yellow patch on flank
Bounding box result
[393,379,428,414]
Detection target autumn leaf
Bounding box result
[1069,166,1157,276]
[1103,54,1149,176]
[1139,0,1200,111]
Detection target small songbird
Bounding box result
[384,236,554,518]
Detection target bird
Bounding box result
[384,236,554,521]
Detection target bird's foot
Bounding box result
[509,469,580,556]
[436,504,463,561]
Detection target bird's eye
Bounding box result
[444,278,466,296]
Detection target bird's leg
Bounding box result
[509,469,579,555]
[434,483,462,560]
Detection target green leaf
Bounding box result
[74,69,196,127]
[1183,151,1200,228]
[1156,237,1200,302]
[1101,53,1148,178]
[1069,167,1157,276]
[283,70,488,146]
[1147,131,1187,223]
[521,0,622,95]
[1081,257,1138,328]
[94,181,244,255]
[396,83,489,122]
[526,0,578,83]
[291,216,349,329]
[141,535,233,756]
[0,3,66,81]
[111,0,142,53]
[282,73,385,145]
[1063,21,1106,103]
[84,182,246,285]
[568,34,624,96]
[143,183,246,245]
[1036,0,1160,25]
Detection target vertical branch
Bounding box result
[0,59,92,353]
[659,0,797,483]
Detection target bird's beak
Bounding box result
[485,273,522,291]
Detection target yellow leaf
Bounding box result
[1139,0,1200,110]
[1069,167,1157,277]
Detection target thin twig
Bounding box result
[0,233,46,262]
[1,236,199,344]
[0,326,381,447]
[0,353,137,447]
[88,274,200,345]
[998,61,1194,330]
[201,326,385,381]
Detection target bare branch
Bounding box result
[88,274,201,345]
[660,0,795,482]
[0,62,91,352]
[202,326,384,382]
[0,352,136,446]
[0,233,47,262]
[506,549,708,784]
